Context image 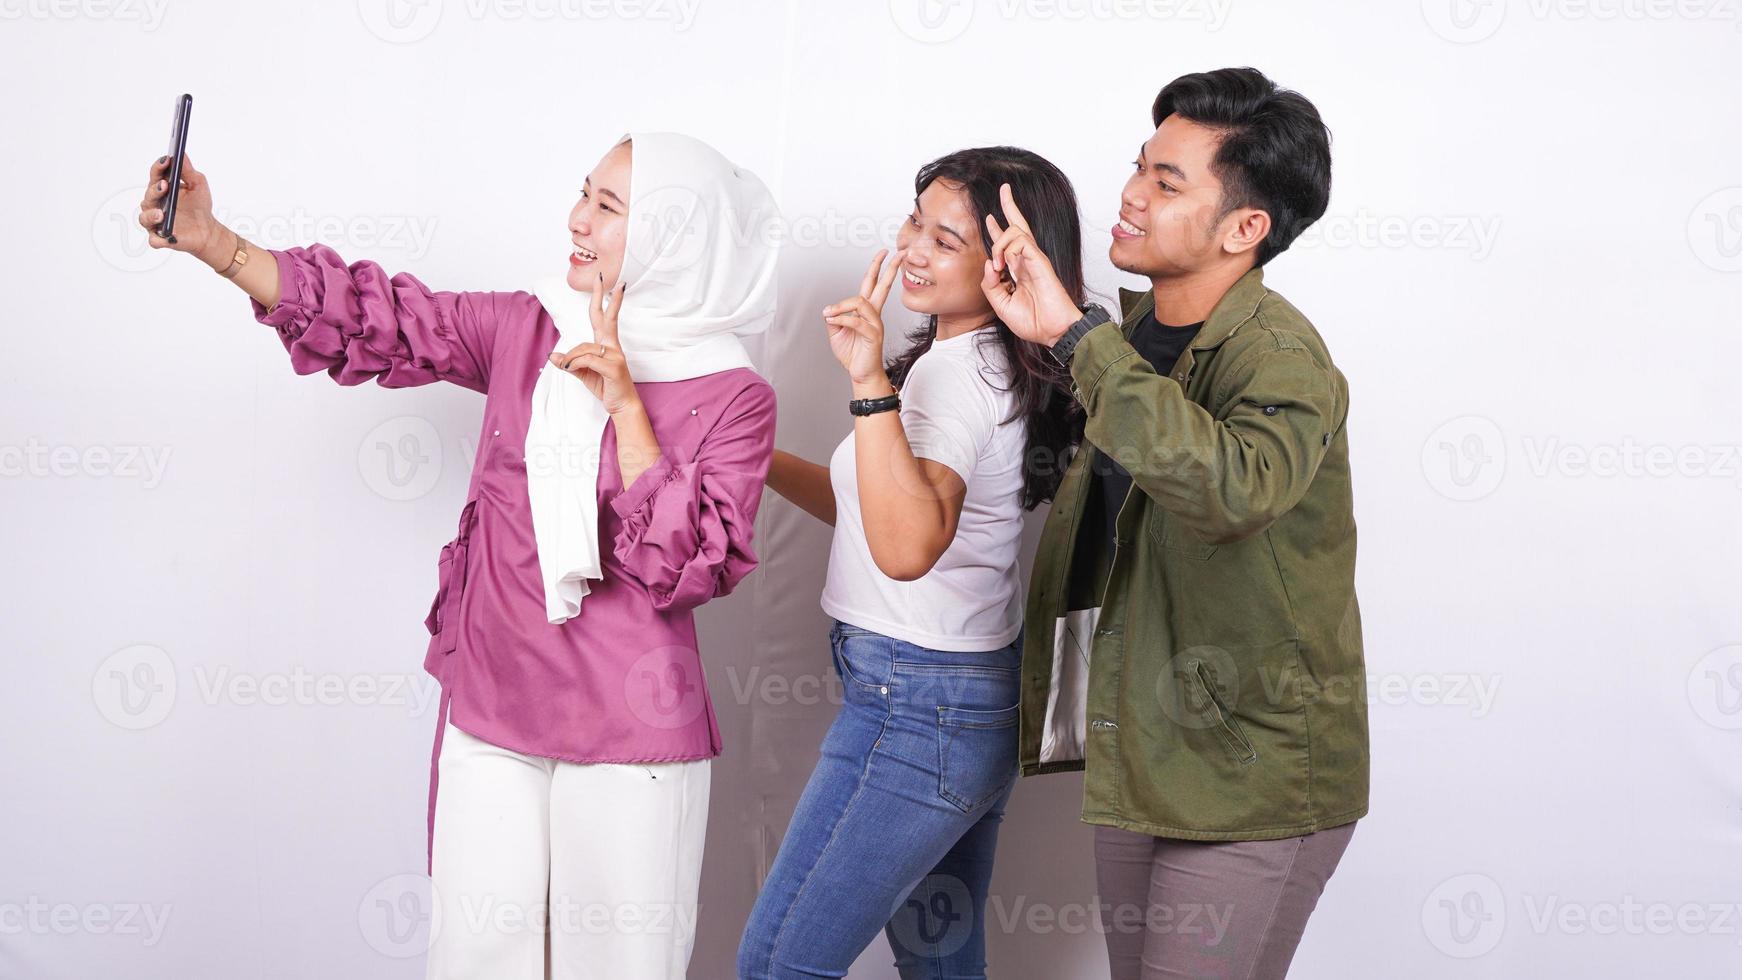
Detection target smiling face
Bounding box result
[894,179,996,324]
[565,140,632,292]
[1110,114,1268,281]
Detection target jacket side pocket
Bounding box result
[1192,660,1258,765]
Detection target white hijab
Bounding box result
[525,131,780,624]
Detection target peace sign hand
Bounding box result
[823,247,906,389]
[548,275,640,415]
[979,183,1084,345]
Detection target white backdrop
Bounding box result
[3,0,1740,977]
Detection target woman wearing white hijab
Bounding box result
[137,132,780,978]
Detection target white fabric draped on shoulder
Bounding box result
[524,131,781,625]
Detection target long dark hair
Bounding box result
[884,146,1087,510]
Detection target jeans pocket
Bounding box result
[936,701,1019,813]
[831,629,887,696]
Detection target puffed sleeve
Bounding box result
[251,243,500,394]
[609,379,778,613]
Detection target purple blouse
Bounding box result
[251,244,776,869]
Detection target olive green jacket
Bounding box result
[1018,267,1369,841]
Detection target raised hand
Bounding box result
[979,183,1083,345]
[136,154,231,268]
[549,275,640,415]
[823,247,906,390]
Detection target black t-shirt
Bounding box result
[1087,308,1204,548]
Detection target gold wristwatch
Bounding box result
[217,234,250,279]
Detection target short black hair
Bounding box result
[1151,67,1331,267]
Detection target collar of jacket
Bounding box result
[1114,265,1268,352]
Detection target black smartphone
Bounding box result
[158,94,193,244]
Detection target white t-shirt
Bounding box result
[819,325,1028,652]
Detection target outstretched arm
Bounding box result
[138,154,500,393]
[766,450,836,526]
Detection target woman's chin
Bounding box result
[565,265,597,292]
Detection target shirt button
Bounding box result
[880,685,888,695]
[690,409,698,416]
[492,430,500,436]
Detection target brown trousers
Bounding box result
[1093,820,1358,980]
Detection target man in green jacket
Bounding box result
[979,68,1368,978]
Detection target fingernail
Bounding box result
[156,155,166,164]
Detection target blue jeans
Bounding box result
[737,620,1022,979]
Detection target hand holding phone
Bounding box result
[158,94,192,242]
[138,94,227,264]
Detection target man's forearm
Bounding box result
[1072,324,1334,544]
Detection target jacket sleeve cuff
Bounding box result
[1067,320,1140,404]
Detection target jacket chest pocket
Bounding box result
[424,497,480,656]
[1147,508,1218,561]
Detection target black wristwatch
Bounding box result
[849,392,901,417]
[1047,304,1112,366]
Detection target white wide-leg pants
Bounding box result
[424,721,711,980]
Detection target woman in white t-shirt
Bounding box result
[739,147,1088,979]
